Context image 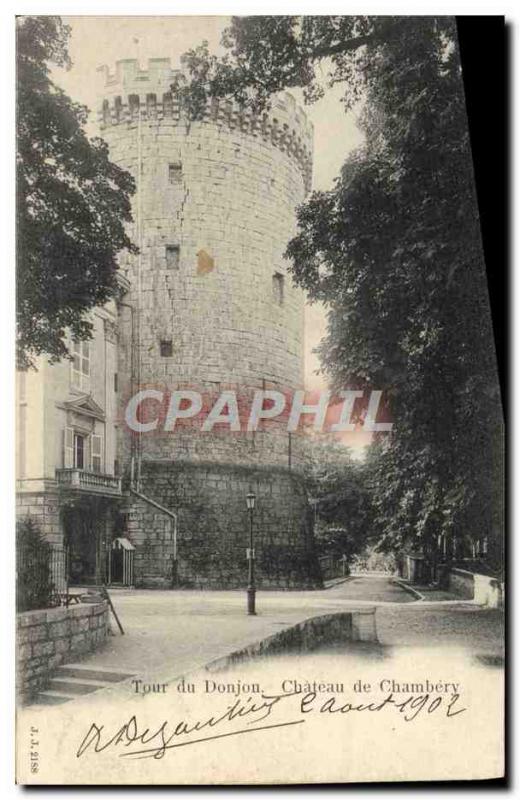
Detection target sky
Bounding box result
[53,16,370,453]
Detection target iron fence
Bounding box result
[16,542,69,611]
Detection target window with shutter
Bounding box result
[63,428,74,468]
[71,340,91,390]
[91,434,102,473]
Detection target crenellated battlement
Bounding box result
[97,58,313,192]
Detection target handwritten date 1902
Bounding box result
[75,690,466,762]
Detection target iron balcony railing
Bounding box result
[55,468,122,496]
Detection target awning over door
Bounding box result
[112,537,135,551]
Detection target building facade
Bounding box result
[16,300,125,586]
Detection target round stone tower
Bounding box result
[98,58,319,588]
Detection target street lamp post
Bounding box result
[246,492,256,615]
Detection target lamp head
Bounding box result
[246,492,256,510]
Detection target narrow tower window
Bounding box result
[169,163,182,184]
[165,245,180,270]
[160,340,173,357]
[272,272,285,306]
[129,94,140,120]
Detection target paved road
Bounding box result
[377,604,504,656]
[66,577,411,681]
[60,574,506,684]
[34,576,502,704]
[328,574,415,603]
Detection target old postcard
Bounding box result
[15,14,505,784]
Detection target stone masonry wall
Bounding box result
[448,568,504,607]
[206,609,378,672]
[16,602,109,703]
[125,461,321,590]
[448,568,475,599]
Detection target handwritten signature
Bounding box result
[76,691,466,761]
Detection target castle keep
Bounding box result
[98,58,317,588]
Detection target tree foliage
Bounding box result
[17,16,137,369]
[173,16,374,117]
[178,16,503,570]
[302,435,375,559]
[16,517,52,611]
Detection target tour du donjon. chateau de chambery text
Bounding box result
[98,57,320,588]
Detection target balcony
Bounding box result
[56,469,122,497]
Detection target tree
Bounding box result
[302,434,375,561]
[172,16,374,118]
[17,16,137,369]
[177,16,503,573]
[16,517,52,611]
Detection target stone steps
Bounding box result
[31,664,135,705]
[48,677,110,695]
[33,690,73,706]
[56,664,135,683]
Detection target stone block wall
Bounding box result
[16,601,108,703]
[124,460,321,589]
[401,554,426,584]
[206,609,378,672]
[448,568,475,599]
[449,568,504,608]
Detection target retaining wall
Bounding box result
[205,609,378,672]
[16,601,109,703]
[449,568,504,608]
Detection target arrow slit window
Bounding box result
[272,272,285,306]
[169,163,182,184]
[165,245,180,270]
[160,340,173,357]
